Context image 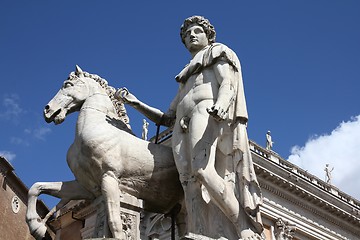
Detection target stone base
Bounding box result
[181,233,228,240]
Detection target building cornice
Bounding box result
[251,142,360,237]
[250,140,360,211]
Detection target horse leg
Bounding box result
[101,171,126,239]
[42,198,69,223]
[26,180,94,240]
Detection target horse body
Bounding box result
[26,67,183,240]
[69,95,180,210]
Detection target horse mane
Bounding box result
[68,71,131,129]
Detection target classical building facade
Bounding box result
[0,156,50,240]
[250,141,360,239]
[47,128,360,240]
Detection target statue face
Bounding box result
[184,24,209,55]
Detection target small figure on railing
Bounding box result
[142,119,149,141]
[324,164,334,184]
[266,130,274,150]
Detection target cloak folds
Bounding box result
[176,43,264,234]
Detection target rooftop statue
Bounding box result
[266,130,274,150]
[116,15,264,239]
[324,164,334,184]
[26,66,184,240]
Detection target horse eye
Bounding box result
[63,81,74,88]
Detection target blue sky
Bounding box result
[1,1,359,207]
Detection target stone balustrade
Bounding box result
[249,140,360,213]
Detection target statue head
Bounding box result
[180,16,216,45]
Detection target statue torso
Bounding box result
[175,66,219,119]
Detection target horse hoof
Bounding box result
[28,219,47,240]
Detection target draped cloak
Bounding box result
[175,43,264,235]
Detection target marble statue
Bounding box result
[116,16,264,239]
[266,130,274,150]
[26,66,184,240]
[324,164,334,184]
[142,119,149,140]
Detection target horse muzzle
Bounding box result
[44,104,65,124]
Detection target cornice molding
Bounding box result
[261,197,347,240]
[257,166,360,237]
[250,140,360,211]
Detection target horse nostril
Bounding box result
[44,105,50,112]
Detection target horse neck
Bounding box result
[75,82,132,138]
[77,86,116,128]
[82,92,115,114]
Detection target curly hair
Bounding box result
[180,16,216,44]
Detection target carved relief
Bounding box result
[120,212,137,240]
[273,218,296,240]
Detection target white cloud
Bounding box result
[0,94,24,121]
[33,127,52,140]
[0,151,16,162]
[288,115,360,200]
[25,127,52,141]
[10,137,30,146]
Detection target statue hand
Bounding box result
[207,104,228,121]
[238,117,248,125]
[115,88,139,106]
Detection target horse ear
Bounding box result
[75,65,84,77]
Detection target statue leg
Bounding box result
[175,204,187,237]
[172,129,205,235]
[194,146,240,219]
[189,114,248,237]
[197,147,262,239]
[183,177,205,234]
[26,180,95,240]
[101,171,126,240]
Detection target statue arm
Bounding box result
[115,88,175,126]
[207,60,236,121]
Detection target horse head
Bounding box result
[43,65,91,124]
[44,65,130,127]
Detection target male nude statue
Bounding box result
[116,16,264,239]
[324,164,334,184]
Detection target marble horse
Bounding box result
[26,66,183,239]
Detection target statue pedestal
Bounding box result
[77,194,142,239]
[181,233,228,240]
